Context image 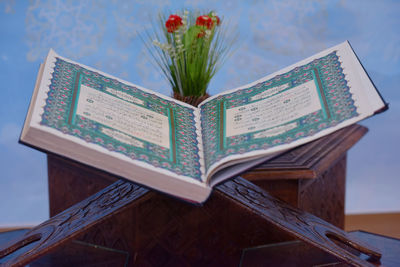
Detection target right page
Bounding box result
[200,41,386,181]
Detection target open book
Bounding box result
[20,41,387,203]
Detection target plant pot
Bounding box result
[173,92,210,107]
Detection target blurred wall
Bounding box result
[0,0,399,226]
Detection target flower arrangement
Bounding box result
[143,10,236,104]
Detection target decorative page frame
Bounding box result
[41,58,203,180]
[201,51,358,173]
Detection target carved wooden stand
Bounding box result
[0,125,385,266]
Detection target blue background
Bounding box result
[0,0,399,226]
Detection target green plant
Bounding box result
[143,10,236,97]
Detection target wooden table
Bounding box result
[240,231,400,266]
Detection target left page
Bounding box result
[22,50,210,202]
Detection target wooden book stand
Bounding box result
[0,125,385,266]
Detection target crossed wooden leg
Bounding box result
[0,177,381,267]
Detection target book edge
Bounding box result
[21,126,212,203]
[346,41,389,114]
[20,63,44,145]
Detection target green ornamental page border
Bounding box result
[41,58,202,180]
[200,51,358,172]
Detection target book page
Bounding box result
[225,80,321,137]
[200,47,362,179]
[36,54,204,182]
[76,85,170,148]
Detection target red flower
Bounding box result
[196,15,213,29]
[165,14,183,33]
